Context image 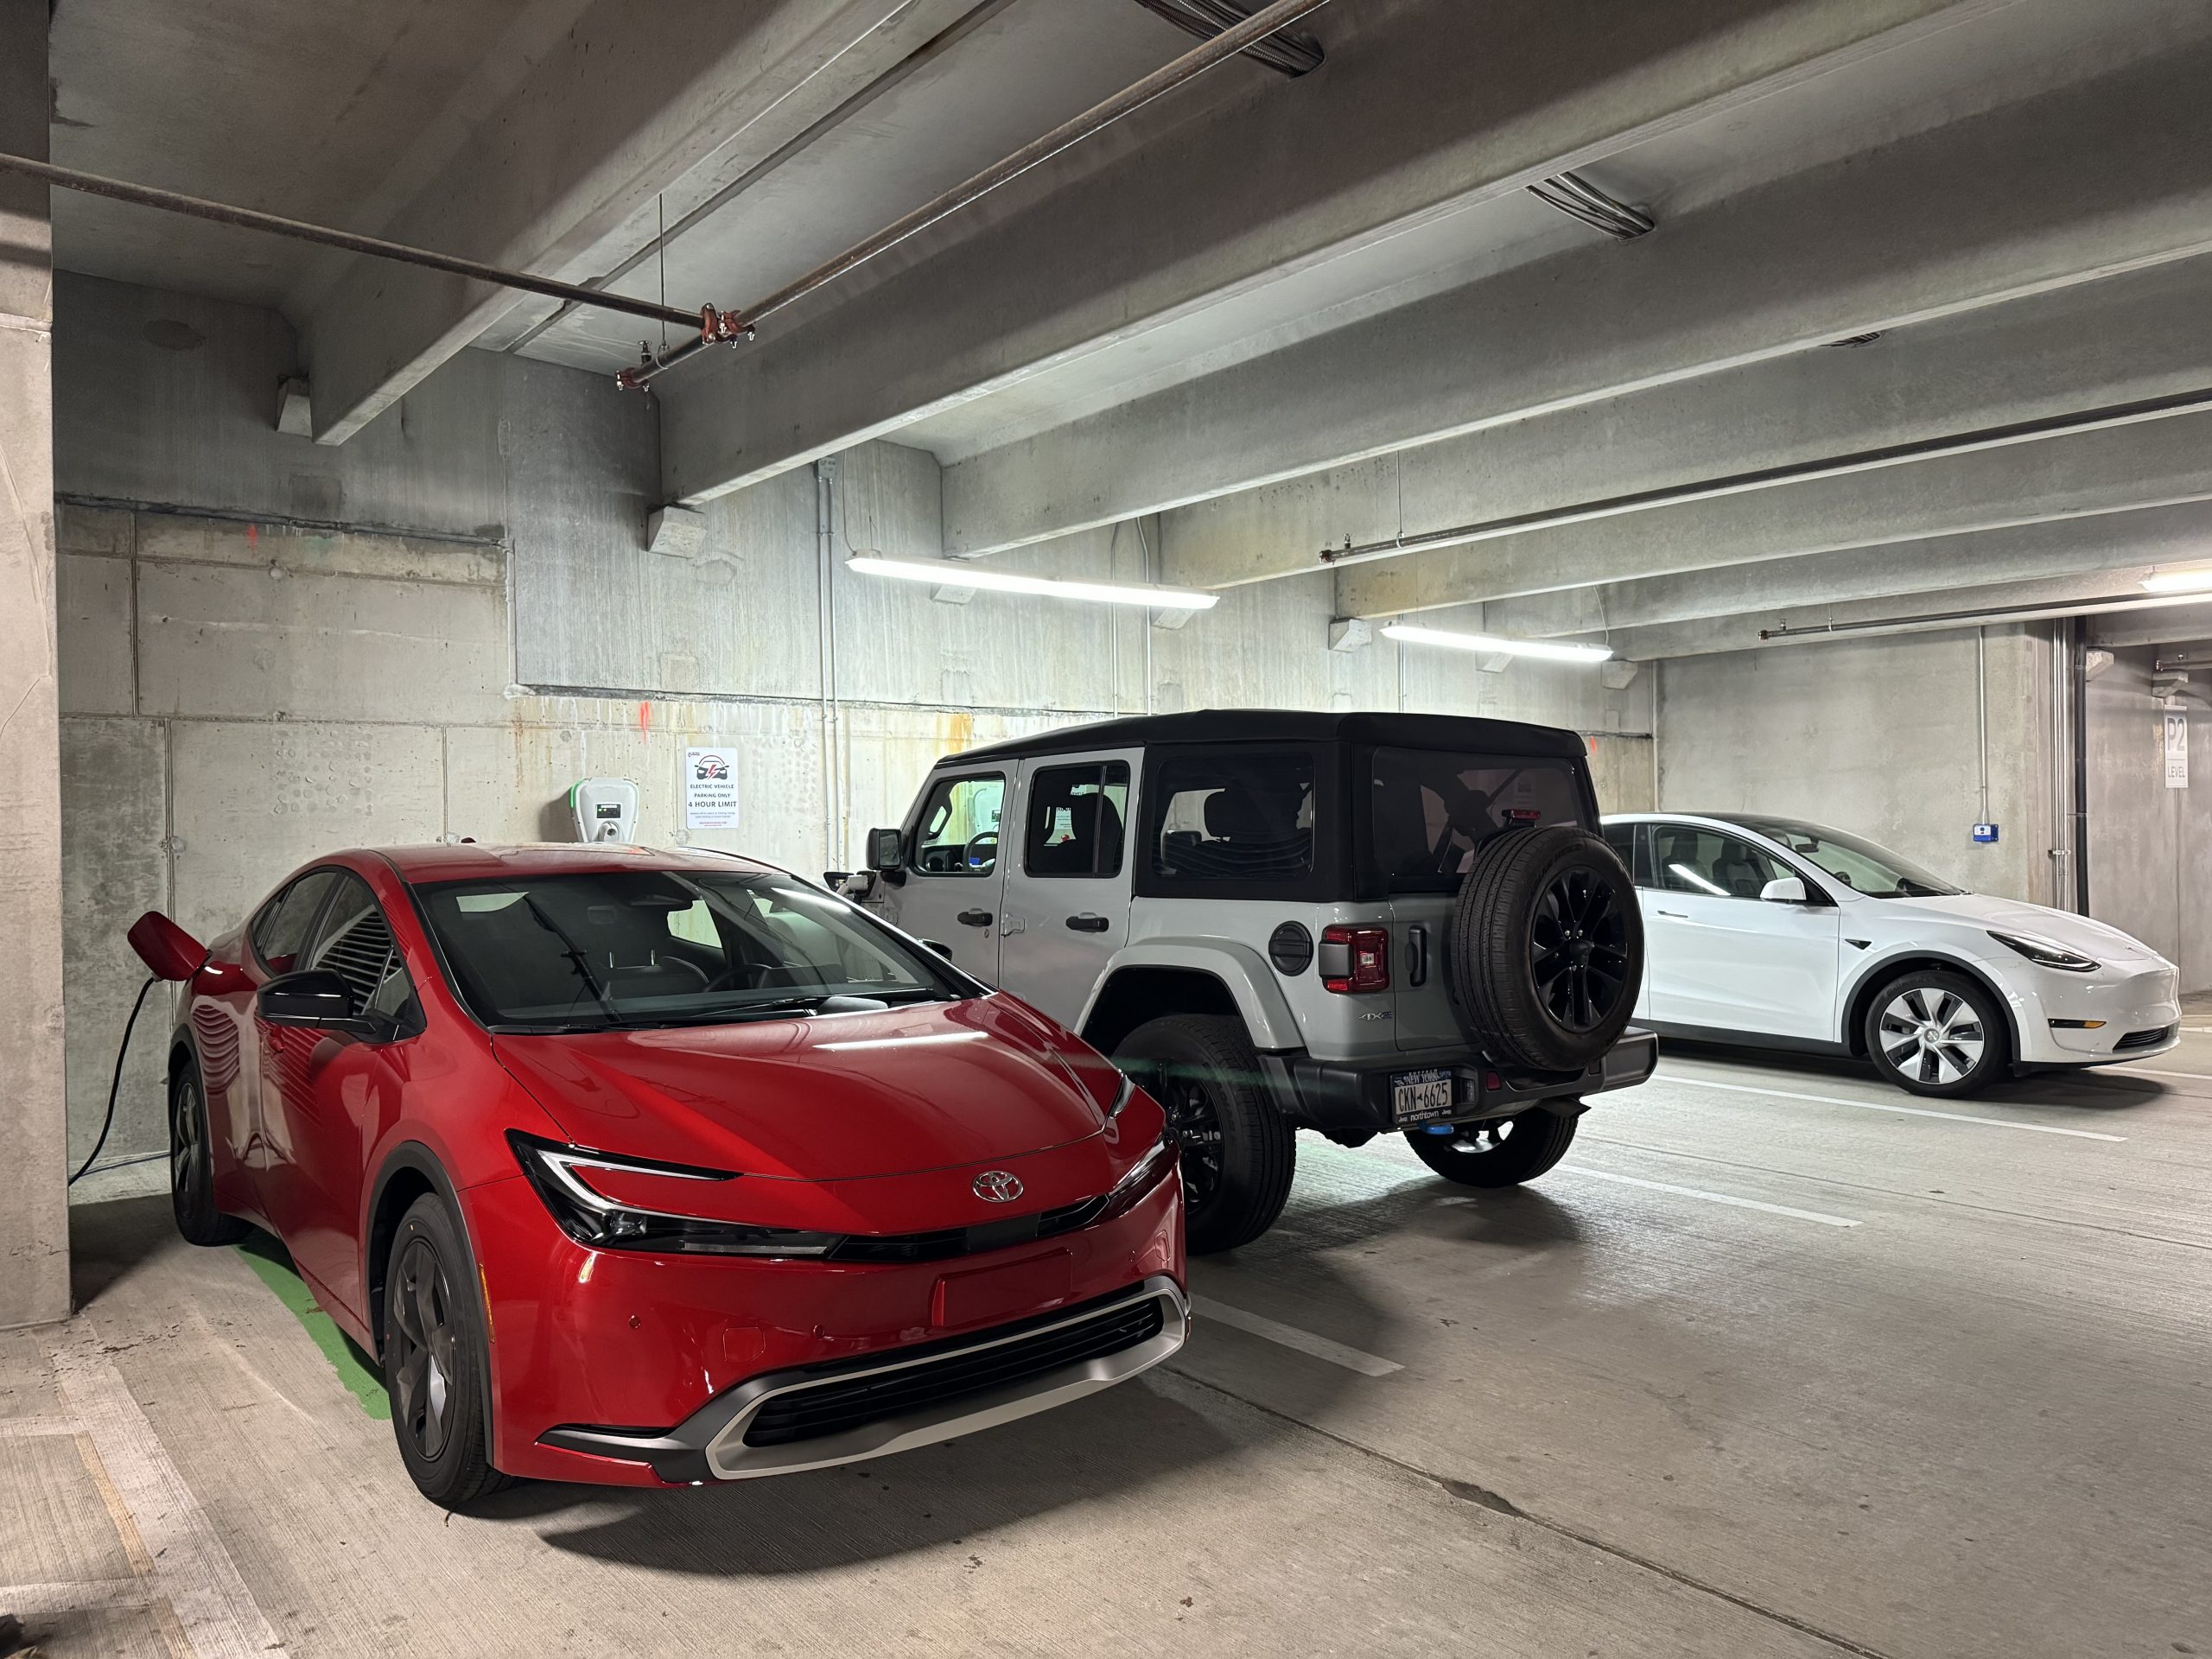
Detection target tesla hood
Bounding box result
[1897,893,2166,963]
[490,995,1112,1181]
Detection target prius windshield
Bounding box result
[416,869,971,1031]
[1729,817,1965,899]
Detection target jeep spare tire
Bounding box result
[1446,824,1643,1071]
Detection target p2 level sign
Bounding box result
[685,747,739,830]
[2165,711,2189,791]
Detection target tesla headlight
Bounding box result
[1987,930,2100,973]
[507,1132,839,1257]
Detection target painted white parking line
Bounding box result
[2109,1065,2212,1083]
[1194,1298,1404,1376]
[1656,1073,2127,1141]
[1554,1164,1862,1228]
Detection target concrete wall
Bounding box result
[1655,626,2057,903]
[54,274,1652,1184]
[1,0,68,1327]
[2083,646,2212,988]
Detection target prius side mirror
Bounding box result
[1760,875,1809,905]
[257,969,379,1035]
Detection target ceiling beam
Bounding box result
[1480,500,2212,639]
[303,0,964,444]
[1332,410,2212,617]
[942,39,2212,558]
[1151,253,2212,591]
[657,0,2001,502]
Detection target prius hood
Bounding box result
[1881,893,2166,964]
[490,995,1118,1181]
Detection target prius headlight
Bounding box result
[1094,1127,1179,1224]
[1988,930,2100,973]
[507,1132,838,1257]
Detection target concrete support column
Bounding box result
[0,0,68,1329]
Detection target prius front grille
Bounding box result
[741,1295,1166,1449]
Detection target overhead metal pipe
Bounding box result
[1757,589,2212,641]
[615,0,1338,390]
[1318,381,2212,571]
[0,152,708,335]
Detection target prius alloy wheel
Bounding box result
[168,1067,246,1246]
[1865,970,2009,1098]
[382,1194,507,1507]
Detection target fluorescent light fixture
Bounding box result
[847,554,1218,612]
[2140,567,2212,594]
[1382,622,1614,664]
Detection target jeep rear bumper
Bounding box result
[1262,1027,1657,1135]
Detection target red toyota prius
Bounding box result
[131,844,1185,1507]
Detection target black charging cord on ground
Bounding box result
[69,973,158,1186]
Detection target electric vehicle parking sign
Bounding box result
[685,747,740,829]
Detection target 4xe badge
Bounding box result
[973,1170,1024,1203]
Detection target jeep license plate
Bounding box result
[1391,1068,1455,1127]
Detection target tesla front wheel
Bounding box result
[1405,1108,1578,1187]
[383,1194,509,1508]
[168,1068,247,1246]
[1114,1014,1294,1255]
[1865,970,2010,1097]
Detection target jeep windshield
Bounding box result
[416,870,972,1031]
[1370,748,1588,892]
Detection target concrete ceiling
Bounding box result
[44,0,2212,660]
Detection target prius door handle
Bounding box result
[1065,913,1110,932]
[957,909,995,928]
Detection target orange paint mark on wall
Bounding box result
[245,523,258,548]
[944,712,976,753]
[638,701,652,734]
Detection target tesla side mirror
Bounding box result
[867,828,905,872]
[127,911,207,982]
[257,969,378,1034]
[1760,875,1809,905]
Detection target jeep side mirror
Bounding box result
[257,969,378,1034]
[867,827,906,872]
[127,911,207,982]
[1759,875,1809,905]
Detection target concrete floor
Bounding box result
[9,1034,2211,1658]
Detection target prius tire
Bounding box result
[1405,1108,1579,1187]
[383,1194,509,1509]
[169,1067,247,1246]
[1864,969,2010,1098]
[1114,1015,1294,1255]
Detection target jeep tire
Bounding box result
[1447,824,1643,1071]
[1114,1014,1294,1255]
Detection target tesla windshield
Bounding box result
[416,870,970,1030]
[1731,818,1964,899]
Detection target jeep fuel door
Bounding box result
[999,752,1137,1027]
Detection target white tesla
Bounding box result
[1601,812,2181,1096]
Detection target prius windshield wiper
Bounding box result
[518,894,631,1028]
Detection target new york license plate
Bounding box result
[1391,1067,1455,1127]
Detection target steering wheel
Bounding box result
[610,957,710,993]
[702,959,814,993]
[963,832,999,872]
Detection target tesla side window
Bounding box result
[1652,828,1786,900]
[912,775,1005,876]
[416,870,972,1030]
[1732,817,1963,899]
[1024,761,1131,878]
[303,874,421,1028]
[251,870,340,974]
[1601,822,1653,887]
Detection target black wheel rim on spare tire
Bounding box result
[390,1237,461,1463]
[1530,863,1633,1032]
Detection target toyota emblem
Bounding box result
[973,1170,1023,1204]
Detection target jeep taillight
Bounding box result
[1319,925,1389,994]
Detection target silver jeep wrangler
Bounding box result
[848,710,1656,1253]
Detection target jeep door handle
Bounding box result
[957,909,995,928]
[1065,913,1110,932]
